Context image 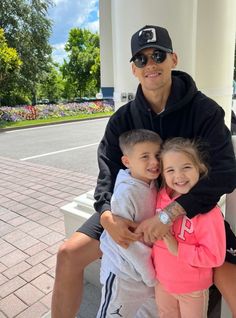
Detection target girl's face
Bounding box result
[162,150,200,196]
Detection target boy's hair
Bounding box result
[119,129,162,154]
[160,137,209,177]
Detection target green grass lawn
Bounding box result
[0,111,114,129]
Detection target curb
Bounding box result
[0,115,111,132]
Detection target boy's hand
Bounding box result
[100,211,141,248]
[163,231,178,256]
[135,215,170,243]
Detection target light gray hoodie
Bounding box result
[100,169,157,287]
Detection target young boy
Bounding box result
[96,129,162,318]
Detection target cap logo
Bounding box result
[138,28,157,45]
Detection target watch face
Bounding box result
[160,211,170,224]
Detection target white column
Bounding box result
[99,0,114,98]
[195,0,236,127]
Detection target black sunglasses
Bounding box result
[133,50,167,68]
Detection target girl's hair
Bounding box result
[160,137,209,178]
[119,129,162,154]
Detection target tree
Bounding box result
[0,28,22,105]
[37,63,64,102]
[0,0,53,104]
[62,28,100,98]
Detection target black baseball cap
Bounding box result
[130,25,173,62]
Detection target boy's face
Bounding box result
[162,150,200,196]
[122,141,161,184]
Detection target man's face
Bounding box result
[122,141,161,184]
[132,48,177,94]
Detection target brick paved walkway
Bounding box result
[0,156,97,317]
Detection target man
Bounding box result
[51,25,236,318]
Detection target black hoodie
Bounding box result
[94,70,236,218]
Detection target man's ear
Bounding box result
[171,52,178,69]
[131,63,137,77]
[121,155,130,168]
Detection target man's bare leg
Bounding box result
[214,261,236,317]
[51,232,102,318]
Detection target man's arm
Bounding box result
[94,115,124,214]
[177,102,236,217]
[137,103,236,242]
[135,201,185,243]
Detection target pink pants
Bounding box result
[155,283,209,318]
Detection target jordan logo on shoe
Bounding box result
[111,305,123,317]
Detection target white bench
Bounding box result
[61,189,101,287]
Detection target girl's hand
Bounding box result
[163,231,178,256]
[135,215,170,243]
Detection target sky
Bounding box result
[48,0,99,64]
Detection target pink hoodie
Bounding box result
[152,188,226,293]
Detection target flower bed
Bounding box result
[0,101,114,122]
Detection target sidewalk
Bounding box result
[0,155,98,317]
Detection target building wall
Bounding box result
[100,0,236,123]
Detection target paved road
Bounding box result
[0,118,109,177]
[0,118,109,317]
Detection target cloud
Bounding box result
[86,20,99,33]
[52,0,67,4]
[49,0,99,64]
[49,0,99,43]
[51,43,67,65]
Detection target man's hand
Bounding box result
[100,210,141,248]
[135,215,170,243]
[163,231,178,256]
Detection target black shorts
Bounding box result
[77,212,104,241]
[225,220,236,264]
[77,213,236,264]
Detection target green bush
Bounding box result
[1,94,31,106]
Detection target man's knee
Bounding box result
[56,232,100,270]
[56,238,81,266]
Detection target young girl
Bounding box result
[152,137,226,318]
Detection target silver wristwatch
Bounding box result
[158,210,171,224]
